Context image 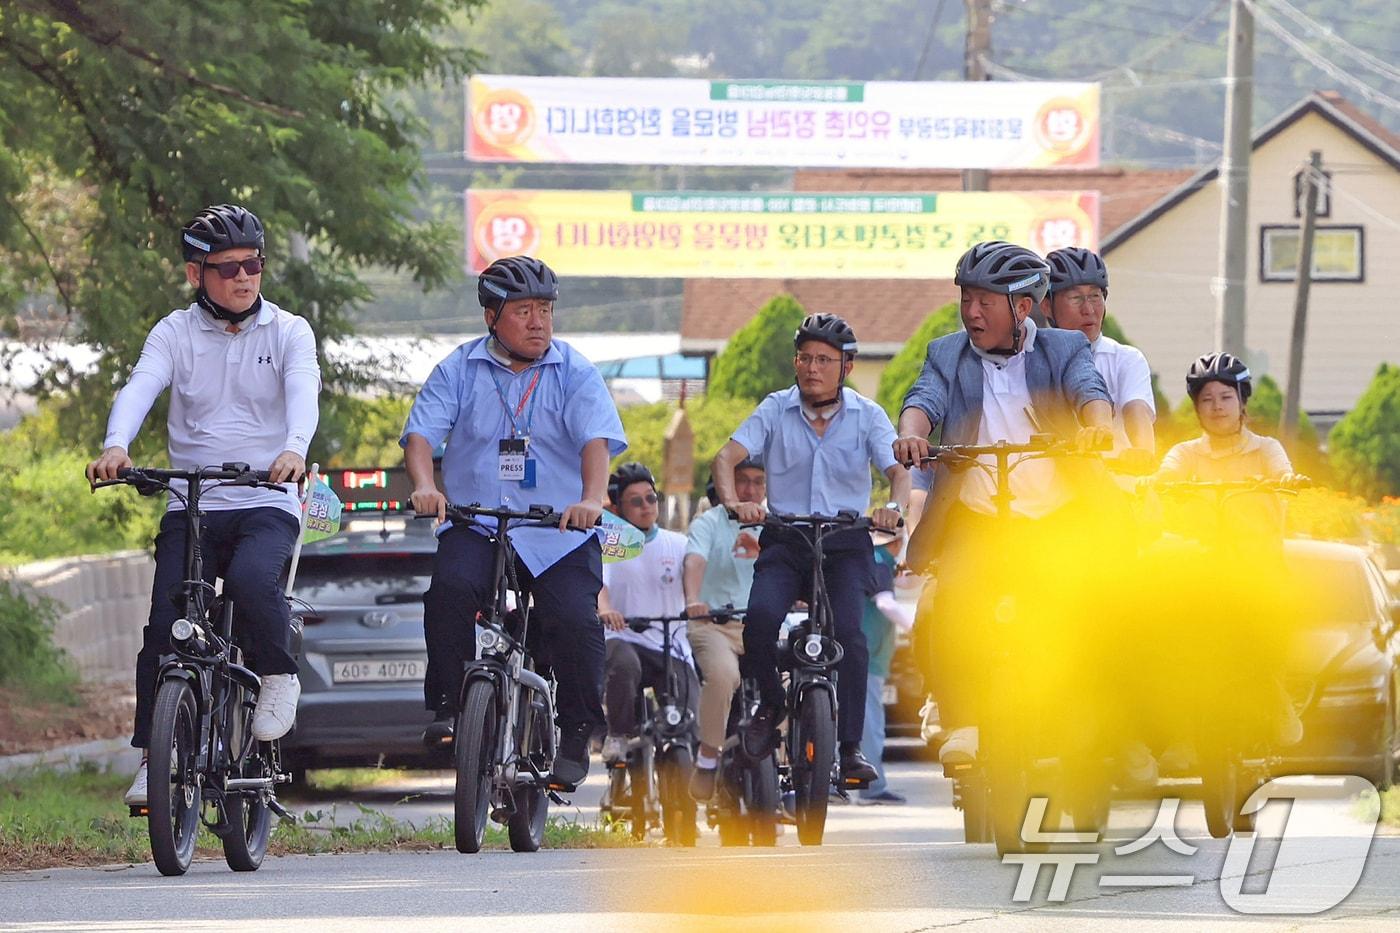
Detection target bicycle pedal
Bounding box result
[490,806,513,824]
[546,789,571,806]
[128,805,149,818]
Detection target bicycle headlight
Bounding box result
[803,635,823,659]
[477,629,500,653]
[171,618,195,642]
[663,705,683,727]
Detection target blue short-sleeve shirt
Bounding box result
[730,386,899,516]
[401,337,627,574]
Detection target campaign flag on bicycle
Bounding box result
[466,189,1099,278]
[302,477,343,543]
[597,513,645,563]
[467,75,1099,169]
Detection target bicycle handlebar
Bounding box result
[93,463,287,493]
[904,434,1109,469]
[441,501,603,530]
[1146,476,1310,494]
[624,605,747,631]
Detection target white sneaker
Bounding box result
[123,761,148,806]
[601,735,628,764]
[252,673,300,741]
[938,726,979,767]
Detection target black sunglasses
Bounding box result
[202,256,266,279]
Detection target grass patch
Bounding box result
[0,763,638,871]
[1361,786,1400,827]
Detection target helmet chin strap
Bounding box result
[196,288,261,325]
[488,310,543,364]
[984,296,1024,356]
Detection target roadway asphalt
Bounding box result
[3,758,1399,931]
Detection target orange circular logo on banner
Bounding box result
[473,200,541,266]
[473,90,536,149]
[1033,98,1093,155]
[1029,215,1087,255]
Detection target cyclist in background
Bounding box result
[858,526,915,805]
[1042,247,1156,475]
[402,255,626,790]
[682,458,766,801]
[713,313,908,785]
[86,203,320,806]
[1158,352,1292,483]
[597,462,699,763]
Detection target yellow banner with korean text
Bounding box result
[465,189,1099,279]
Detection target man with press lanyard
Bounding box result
[401,255,627,790]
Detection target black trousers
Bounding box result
[603,639,700,738]
[134,507,300,748]
[741,527,875,745]
[423,525,606,732]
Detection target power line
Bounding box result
[1244,0,1400,115]
[1259,0,1400,83]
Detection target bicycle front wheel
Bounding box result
[148,678,202,876]
[507,695,551,853]
[791,687,835,847]
[745,753,779,847]
[454,680,499,853]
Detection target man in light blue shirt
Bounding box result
[712,313,910,785]
[402,256,626,789]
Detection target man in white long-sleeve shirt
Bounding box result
[86,204,321,806]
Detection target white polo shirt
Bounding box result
[104,299,321,517]
[602,527,693,665]
[959,325,1068,519]
[1092,335,1156,451]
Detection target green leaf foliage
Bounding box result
[0,0,483,451]
[875,302,959,419]
[615,395,757,491]
[706,294,806,402]
[1328,364,1400,500]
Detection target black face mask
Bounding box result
[195,282,261,325]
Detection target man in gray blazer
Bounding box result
[892,241,1114,766]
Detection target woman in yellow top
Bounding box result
[1158,352,1292,482]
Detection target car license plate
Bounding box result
[332,658,426,683]
[882,684,898,706]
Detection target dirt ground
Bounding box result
[0,684,135,756]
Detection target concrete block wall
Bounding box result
[7,550,154,684]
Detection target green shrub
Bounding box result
[706,294,806,402]
[875,302,959,419]
[0,577,77,701]
[615,395,757,491]
[1330,363,1400,500]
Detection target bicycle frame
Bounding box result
[447,505,562,795]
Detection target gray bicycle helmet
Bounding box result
[954,241,1051,304]
[608,461,657,506]
[1044,247,1109,297]
[181,204,264,262]
[477,255,559,310]
[794,313,859,356]
[1186,352,1252,403]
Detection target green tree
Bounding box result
[706,293,806,402]
[0,0,481,458]
[614,395,756,491]
[875,302,959,418]
[1329,363,1400,500]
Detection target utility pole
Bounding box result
[1282,150,1322,441]
[1214,0,1254,354]
[963,0,991,192]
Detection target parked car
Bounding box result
[1277,538,1400,789]
[282,517,447,775]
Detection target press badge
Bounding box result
[498,438,527,481]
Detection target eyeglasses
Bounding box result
[794,353,840,368]
[202,257,266,279]
[1058,291,1105,310]
[625,492,659,507]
